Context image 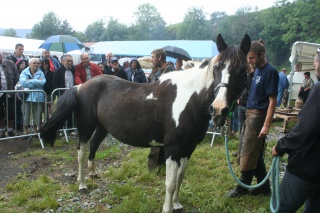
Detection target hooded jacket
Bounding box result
[125,59,147,83]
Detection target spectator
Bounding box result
[277,68,289,107]
[175,59,184,71]
[40,50,61,71]
[151,48,175,82]
[15,59,28,131]
[97,62,105,74]
[40,59,54,119]
[122,61,130,71]
[19,58,46,134]
[0,51,19,137]
[104,52,113,74]
[148,48,175,171]
[6,43,30,64]
[74,53,102,85]
[226,39,279,198]
[185,61,194,70]
[271,50,320,212]
[104,57,128,80]
[298,71,314,104]
[126,57,147,83]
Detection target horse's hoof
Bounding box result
[79,188,88,195]
[173,208,186,213]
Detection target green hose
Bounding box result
[223,125,280,213]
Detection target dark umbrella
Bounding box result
[162,45,192,61]
[39,35,86,53]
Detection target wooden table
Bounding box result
[274,113,299,133]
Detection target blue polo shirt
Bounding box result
[247,63,279,110]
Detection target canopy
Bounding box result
[287,41,320,104]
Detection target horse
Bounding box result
[40,34,251,213]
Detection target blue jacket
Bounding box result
[125,59,147,83]
[278,72,289,92]
[19,67,46,102]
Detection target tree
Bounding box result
[84,19,105,42]
[29,12,62,39]
[130,3,167,40]
[177,7,212,40]
[101,17,129,41]
[1,28,19,37]
[60,20,75,35]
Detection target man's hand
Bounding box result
[258,125,269,138]
[272,146,278,157]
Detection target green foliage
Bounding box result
[28,11,75,40]
[84,19,105,42]
[1,28,19,37]
[102,17,129,41]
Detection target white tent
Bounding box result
[0,36,44,55]
[287,41,320,105]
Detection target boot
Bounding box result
[226,170,255,198]
[249,180,271,196]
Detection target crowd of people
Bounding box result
[0,44,194,138]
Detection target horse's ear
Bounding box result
[216,34,228,53]
[240,34,251,56]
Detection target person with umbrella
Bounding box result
[148,48,175,171]
[74,53,102,85]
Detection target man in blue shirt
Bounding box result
[277,68,289,107]
[227,39,279,198]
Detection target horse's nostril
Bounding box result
[221,107,229,115]
[209,105,215,115]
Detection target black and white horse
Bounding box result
[40,34,251,213]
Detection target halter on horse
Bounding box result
[40,34,251,213]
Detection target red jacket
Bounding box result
[74,62,102,85]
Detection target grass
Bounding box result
[0,122,305,213]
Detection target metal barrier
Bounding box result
[0,89,77,148]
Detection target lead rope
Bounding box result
[223,125,280,213]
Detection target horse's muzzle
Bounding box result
[209,106,229,127]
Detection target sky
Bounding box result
[2,0,277,32]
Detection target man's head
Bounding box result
[42,50,51,59]
[110,57,119,69]
[314,48,320,81]
[98,62,104,73]
[247,39,266,69]
[29,58,40,71]
[281,68,287,74]
[80,53,90,67]
[64,54,73,69]
[106,52,113,63]
[151,48,166,68]
[304,71,310,79]
[130,57,139,70]
[15,43,24,57]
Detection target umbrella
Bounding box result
[39,35,85,53]
[162,45,192,61]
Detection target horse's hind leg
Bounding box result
[88,125,108,178]
[163,157,179,213]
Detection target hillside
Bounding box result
[0,28,31,38]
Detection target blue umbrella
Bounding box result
[39,35,85,53]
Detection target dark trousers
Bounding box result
[278,170,320,213]
[237,105,247,134]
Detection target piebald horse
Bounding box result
[40,34,251,213]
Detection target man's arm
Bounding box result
[259,95,277,138]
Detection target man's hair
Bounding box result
[249,39,265,56]
[151,48,166,62]
[15,43,24,50]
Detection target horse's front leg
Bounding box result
[172,157,188,213]
[163,157,179,213]
[77,142,88,193]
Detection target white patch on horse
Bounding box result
[149,140,164,146]
[159,57,217,127]
[172,157,188,211]
[146,93,157,100]
[163,157,179,213]
[77,143,87,190]
[212,61,230,114]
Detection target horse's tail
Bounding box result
[40,87,78,147]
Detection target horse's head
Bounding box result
[209,34,251,127]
